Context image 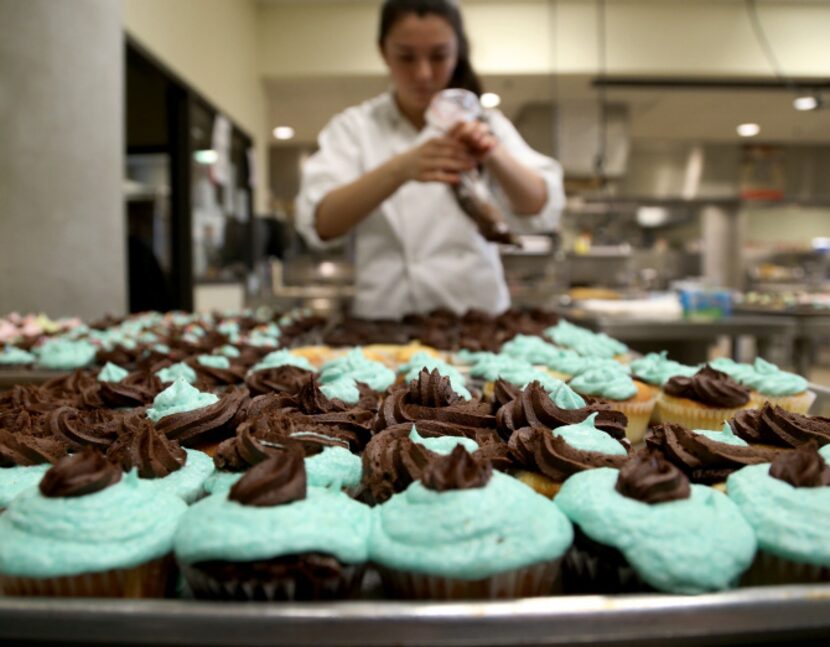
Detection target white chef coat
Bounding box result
[295,91,565,319]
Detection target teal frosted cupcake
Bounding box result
[544,320,630,361]
[370,447,573,599]
[556,453,756,594]
[727,443,830,585]
[0,428,68,511]
[397,352,471,400]
[175,451,371,600]
[741,358,815,414]
[0,449,186,597]
[0,345,37,369]
[34,338,97,370]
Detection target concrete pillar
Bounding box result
[0,0,125,320]
[701,203,745,290]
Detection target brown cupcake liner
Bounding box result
[749,390,816,416]
[741,550,830,587]
[563,526,652,595]
[655,394,750,432]
[376,559,562,600]
[182,561,365,601]
[0,554,176,598]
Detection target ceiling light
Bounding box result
[793,95,819,111]
[193,149,218,164]
[273,126,295,140]
[480,92,501,109]
[736,123,760,137]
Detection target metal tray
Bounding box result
[1,584,830,646]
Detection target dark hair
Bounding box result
[378,0,483,97]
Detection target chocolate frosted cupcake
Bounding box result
[175,451,371,600]
[728,443,830,585]
[729,403,830,449]
[97,363,163,408]
[656,366,752,431]
[646,422,775,487]
[370,446,573,599]
[147,378,248,456]
[47,406,122,451]
[190,355,246,390]
[507,413,630,498]
[0,427,67,510]
[361,423,509,505]
[556,452,756,594]
[0,448,186,597]
[245,349,316,396]
[374,369,494,433]
[106,414,213,503]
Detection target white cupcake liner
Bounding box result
[741,550,830,587]
[0,555,174,598]
[376,559,562,600]
[749,390,816,415]
[182,561,365,601]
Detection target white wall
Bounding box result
[0,0,126,320]
[124,0,269,213]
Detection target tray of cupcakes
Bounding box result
[0,314,829,645]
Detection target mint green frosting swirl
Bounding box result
[552,413,627,455]
[35,339,96,370]
[468,354,535,381]
[630,352,699,386]
[320,377,360,404]
[155,362,197,385]
[557,468,756,593]
[97,362,128,383]
[218,321,241,337]
[247,331,280,348]
[0,346,36,366]
[196,355,230,370]
[397,353,472,400]
[369,471,573,579]
[249,349,316,374]
[691,422,749,447]
[146,378,219,422]
[453,349,492,365]
[546,380,587,410]
[142,449,214,504]
[0,465,51,508]
[500,334,572,367]
[320,348,395,392]
[743,358,808,396]
[216,345,241,358]
[409,426,479,455]
[305,447,363,490]
[545,321,628,359]
[175,488,371,564]
[151,343,171,355]
[821,445,830,462]
[0,471,187,578]
[568,367,637,401]
[709,358,756,384]
[728,463,830,567]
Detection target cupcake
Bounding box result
[729,403,830,449]
[318,347,396,404]
[147,378,248,456]
[97,365,164,408]
[33,338,97,371]
[728,442,830,585]
[0,448,186,596]
[396,352,471,399]
[466,353,536,399]
[629,352,699,411]
[106,414,213,503]
[190,354,246,390]
[656,366,752,431]
[0,427,67,511]
[556,452,756,594]
[370,446,573,599]
[175,451,371,600]
[646,422,775,487]
[544,320,630,361]
[245,349,316,396]
[499,334,578,381]
[568,368,656,443]
[0,345,37,370]
[506,412,629,498]
[740,358,815,414]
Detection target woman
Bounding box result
[295,0,565,319]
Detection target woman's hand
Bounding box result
[448,120,499,162]
[396,136,476,185]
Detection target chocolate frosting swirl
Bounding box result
[768,442,830,488]
[39,448,122,498]
[154,386,248,449]
[245,365,314,397]
[375,369,494,432]
[646,422,774,484]
[496,381,628,441]
[100,370,163,408]
[530,426,629,481]
[213,419,290,471]
[730,404,830,448]
[106,415,186,478]
[47,406,121,450]
[190,359,247,388]
[421,445,492,492]
[663,366,750,408]
[0,428,67,467]
[615,449,691,503]
[228,450,307,507]
[361,427,439,504]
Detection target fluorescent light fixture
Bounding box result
[812,237,830,251]
[480,92,501,109]
[793,95,819,111]
[736,123,760,137]
[273,126,295,140]
[193,149,218,164]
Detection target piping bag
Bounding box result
[424,89,521,247]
